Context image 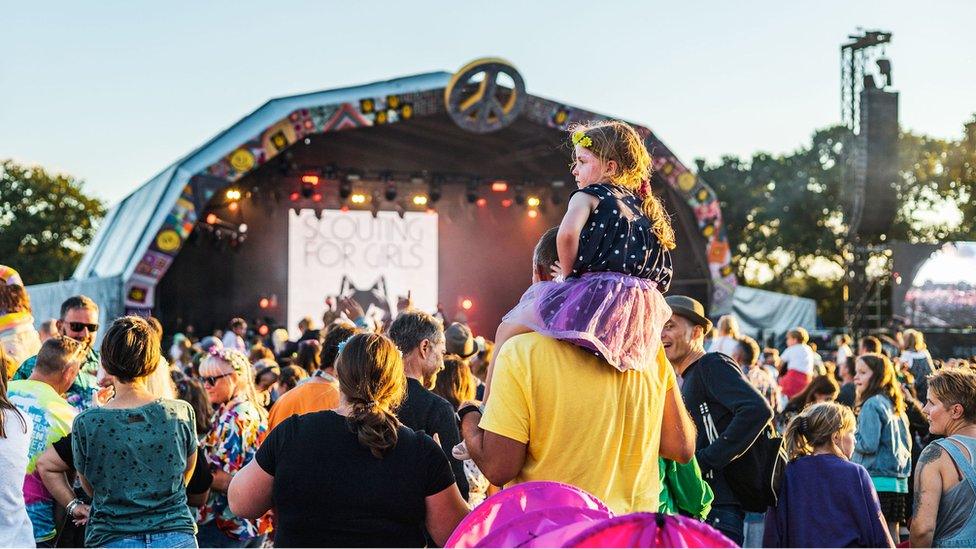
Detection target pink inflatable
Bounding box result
[446,482,736,548]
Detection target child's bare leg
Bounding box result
[483,321,532,403]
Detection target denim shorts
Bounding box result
[102,531,198,548]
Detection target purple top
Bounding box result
[763,454,891,548]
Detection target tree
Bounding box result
[702,118,976,326]
[0,160,105,284]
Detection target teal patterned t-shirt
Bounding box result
[72,399,198,547]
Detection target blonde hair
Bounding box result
[717,315,740,338]
[903,329,926,352]
[570,120,676,249]
[200,349,267,419]
[784,401,856,461]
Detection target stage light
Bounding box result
[339,176,353,200]
[491,181,509,192]
[527,196,541,207]
[461,298,473,311]
[228,201,239,212]
[384,174,398,201]
[528,210,539,219]
[476,198,488,207]
[412,195,428,206]
[312,192,323,203]
[429,177,443,203]
[258,324,269,336]
[465,178,480,204]
[501,199,513,208]
[301,174,320,186]
[426,208,436,215]
[239,223,248,233]
[289,191,300,202]
[340,205,350,212]
[351,193,367,204]
[258,297,270,309]
[225,188,242,200]
[206,213,218,225]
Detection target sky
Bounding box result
[2,0,974,205]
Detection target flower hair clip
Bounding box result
[571,130,592,148]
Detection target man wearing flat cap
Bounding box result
[661,295,773,545]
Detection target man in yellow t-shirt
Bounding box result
[460,227,695,514]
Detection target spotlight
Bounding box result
[429,177,443,204]
[514,185,526,206]
[466,179,480,204]
[228,201,239,212]
[301,174,320,186]
[258,324,269,336]
[258,297,270,309]
[383,174,397,201]
[312,192,323,203]
[412,195,429,206]
[476,198,488,207]
[461,298,473,311]
[225,188,242,200]
[501,199,513,208]
[206,213,218,225]
[238,223,248,233]
[491,181,509,192]
[339,175,353,200]
[351,193,367,204]
[527,196,541,207]
[289,191,300,202]
[528,210,539,219]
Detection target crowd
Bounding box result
[1,120,975,548]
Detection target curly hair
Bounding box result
[569,120,675,249]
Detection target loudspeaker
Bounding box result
[852,87,899,238]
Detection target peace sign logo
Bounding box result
[444,58,526,134]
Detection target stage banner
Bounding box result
[288,209,438,336]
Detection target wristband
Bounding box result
[66,498,84,517]
[457,404,482,426]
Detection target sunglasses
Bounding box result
[202,372,234,387]
[67,322,99,333]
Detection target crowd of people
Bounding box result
[1,120,975,548]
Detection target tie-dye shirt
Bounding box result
[7,380,77,543]
[196,395,272,541]
[14,347,100,413]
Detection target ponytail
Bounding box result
[336,333,406,458]
[784,402,856,461]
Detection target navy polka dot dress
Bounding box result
[570,183,673,292]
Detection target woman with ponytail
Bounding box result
[765,402,893,547]
[196,348,271,547]
[228,333,469,547]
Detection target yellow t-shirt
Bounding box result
[480,333,675,514]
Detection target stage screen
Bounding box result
[288,209,438,336]
[892,241,976,328]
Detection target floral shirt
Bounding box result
[196,395,272,541]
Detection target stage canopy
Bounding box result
[53,60,737,333]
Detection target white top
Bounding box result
[708,336,740,357]
[836,344,853,367]
[221,331,246,353]
[0,408,36,548]
[900,349,933,365]
[781,343,816,375]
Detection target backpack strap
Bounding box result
[935,437,976,486]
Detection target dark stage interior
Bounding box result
[157,113,712,338]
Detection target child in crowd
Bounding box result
[488,120,675,387]
[779,328,817,398]
[852,353,912,544]
[764,402,893,548]
[707,315,740,356]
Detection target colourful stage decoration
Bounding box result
[445,481,735,548]
[111,59,736,315]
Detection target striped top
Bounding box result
[569,183,673,292]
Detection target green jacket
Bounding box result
[658,456,713,520]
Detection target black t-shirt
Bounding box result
[396,377,469,499]
[256,410,456,547]
[53,434,212,496]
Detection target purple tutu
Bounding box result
[503,272,672,372]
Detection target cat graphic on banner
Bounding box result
[288,210,438,334]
